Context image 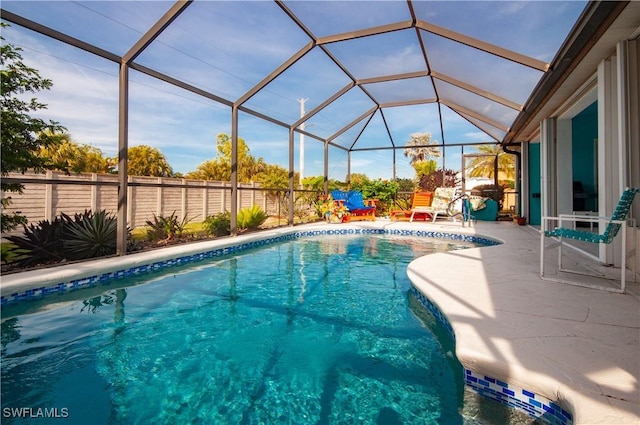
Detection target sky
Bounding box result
[1,0,586,181]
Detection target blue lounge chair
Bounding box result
[330,190,376,222]
[345,191,376,221]
[540,187,638,292]
[330,190,347,205]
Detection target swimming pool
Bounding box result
[1,231,506,424]
[2,227,559,424]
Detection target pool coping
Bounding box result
[2,220,638,424]
[405,221,639,425]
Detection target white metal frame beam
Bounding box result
[416,20,549,72]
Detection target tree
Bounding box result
[301,175,342,191]
[403,133,441,165]
[301,176,325,191]
[185,158,228,181]
[403,132,441,180]
[1,26,66,232]
[256,164,289,190]
[395,177,415,193]
[216,133,266,182]
[256,164,289,208]
[466,144,515,181]
[412,160,437,179]
[38,134,115,174]
[349,173,369,187]
[185,133,265,183]
[126,145,173,177]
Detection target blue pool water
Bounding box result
[1,234,527,424]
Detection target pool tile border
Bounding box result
[411,287,573,425]
[1,228,497,306]
[464,369,573,425]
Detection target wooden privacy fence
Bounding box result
[1,171,285,232]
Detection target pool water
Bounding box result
[1,234,534,424]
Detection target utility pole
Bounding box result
[298,98,308,185]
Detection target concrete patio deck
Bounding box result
[401,220,639,424]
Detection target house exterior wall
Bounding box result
[623,39,640,221]
[535,38,640,270]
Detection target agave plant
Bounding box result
[237,205,268,231]
[62,210,117,260]
[5,217,67,266]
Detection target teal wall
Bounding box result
[571,102,598,211]
[528,143,541,225]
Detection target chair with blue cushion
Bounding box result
[540,187,638,292]
[330,190,348,206]
[345,190,376,222]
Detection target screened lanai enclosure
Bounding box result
[1,0,588,252]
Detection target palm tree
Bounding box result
[403,133,441,165]
[466,144,515,180]
[38,133,114,174]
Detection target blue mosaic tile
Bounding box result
[410,286,456,341]
[464,369,573,425]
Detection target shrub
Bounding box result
[391,178,416,211]
[203,211,231,237]
[237,205,268,231]
[413,160,438,179]
[351,178,400,215]
[392,194,413,211]
[4,209,127,267]
[292,195,313,222]
[145,211,192,242]
[62,210,117,260]
[395,178,415,193]
[418,168,459,192]
[5,217,67,266]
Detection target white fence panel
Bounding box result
[1,172,286,234]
